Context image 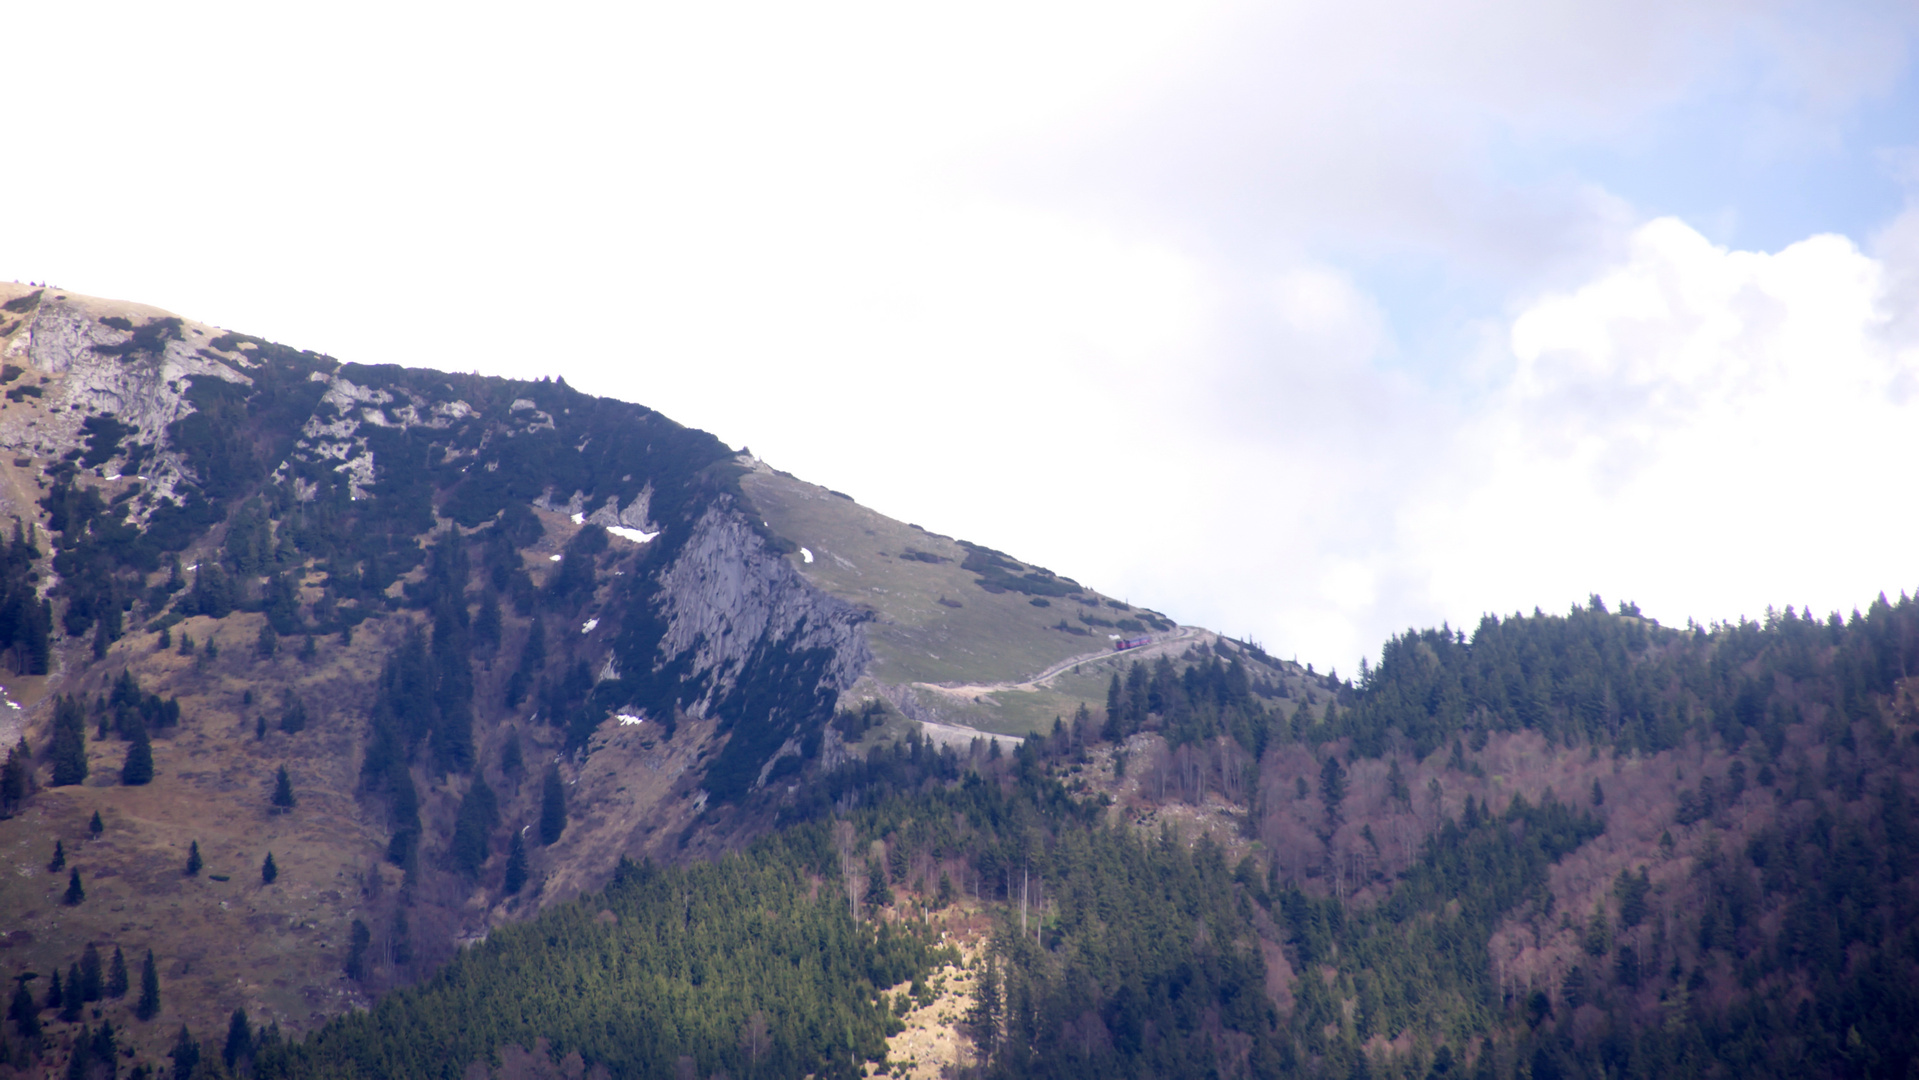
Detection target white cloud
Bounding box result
[1402,217,1919,641]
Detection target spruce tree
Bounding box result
[89,810,104,836]
[122,718,154,785]
[260,852,278,885]
[136,950,160,1021]
[451,777,498,875]
[60,963,81,1021]
[270,765,295,811]
[8,981,38,1039]
[1,742,28,815]
[48,839,65,871]
[185,841,202,877]
[255,622,277,659]
[344,920,370,981]
[280,698,308,734]
[44,969,62,1010]
[222,1008,251,1070]
[168,1024,198,1077]
[503,829,528,894]
[80,943,102,1001]
[107,946,128,998]
[538,765,566,846]
[63,868,84,906]
[50,696,87,787]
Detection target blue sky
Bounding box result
[6,1,1919,669]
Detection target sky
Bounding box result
[6,0,1919,672]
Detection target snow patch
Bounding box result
[570,512,585,524]
[549,554,563,562]
[581,618,599,634]
[607,525,657,544]
[800,547,813,564]
[615,714,644,726]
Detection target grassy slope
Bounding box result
[739,462,1190,735]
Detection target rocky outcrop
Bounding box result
[2,296,252,512]
[652,502,872,715]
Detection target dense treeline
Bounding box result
[257,828,945,1080]
[1337,594,1919,761]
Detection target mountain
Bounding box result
[0,283,1915,1080]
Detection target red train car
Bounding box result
[1113,636,1151,652]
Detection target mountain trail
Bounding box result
[911,625,1204,700]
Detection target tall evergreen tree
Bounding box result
[136,950,159,1021]
[260,852,278,885]
[63,868,84,906]
[167,1025,198,1079]
[184,841,201,877]
[80,943,103,1001]
[344,920,371,982]
[50,695,87,787]
[222,1008,251,1070]
[538,765,567,846]
[89,809,104,836]
[0,741,29,815]
[48,839,64,871]
[107,946,128,998]
[121,717,154,785]
[8,981,37,1040]
[270,766,295,811]
[503,828,528,894]
[60,963,81,1022]
[450,776,498,876]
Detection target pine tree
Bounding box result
[8,981,38,1040]
[451,776,498,875]
[107,946,128,998]
[539,765,567,846]
[298,633,317,662]
[1,741,29,815]
[64,868,84,905]
[965,953,1001,1063]
[44,968,62,1010]
[89,810,104,836]
[80,943,103,1001]
[503,829,528,894]
[222,1008,251,1070]
[344,919,371,981]
[184,840,202,876]
[863,857,892,911]
[60,963,81,1021]
[270,766,295,811]
[260,852,278,885]
[136,950,160,1021]
[50,695,87,787]
[122,717,154,785]
[48,839,65,871]
[255,622,277,659]
[168,1024,198,1077]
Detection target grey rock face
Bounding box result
[652,502,872,716]
[7,298,252,512]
